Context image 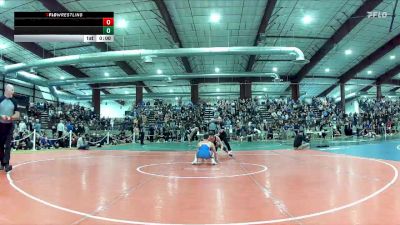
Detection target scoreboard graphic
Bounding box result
[14,12,114,42]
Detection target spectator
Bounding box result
[77,134,89,150]
[57,120,65,138]
[34,119,41,134]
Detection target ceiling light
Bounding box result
[215,67,220,73]
[116,19,127,28]
[216,88,220,92]
[157,69,162,74]
[325,68,330,72]
[302,15,312,24]
[210,13,221,23]
[0,0,5,6]
[125,91,129,94]
[104,72,109,77]
[263,87,267,91]
[272,67,278,72]
[142,55,153,63]
[169,89,173,93]
[217,96,220,99]
[0,43,6,49]
[367,70,372,75]
[60,76,65,80]
[345,49,352,55]
[175,97,178,100]
[390,55,396,60]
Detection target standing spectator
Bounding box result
[57,120,65,138]
[139,126,145,145]
[209,119,217,134]
[66,121,74,133]
[18,120,27,137]
[34,119,41,134]
[51,124,57,138]
[149,124,155,142]
[110,118,114,130]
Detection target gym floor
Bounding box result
[0,139,399,225]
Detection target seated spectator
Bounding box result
[39,135,51,149]
[333,129,341,137]
[77,134,89,150]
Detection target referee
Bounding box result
[0,84,20,172]
[218,127,233,157]
[139,125,145,145]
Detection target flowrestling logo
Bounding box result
[367,11,389,18]
[46,13,83,18]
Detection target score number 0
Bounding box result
[102,18,114,26]
[102,18,114,35]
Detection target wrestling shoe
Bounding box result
[4,165,12,172]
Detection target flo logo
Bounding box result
[367,11,388,18]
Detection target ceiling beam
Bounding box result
[0,22,120,103]
[38,0,153,94]
[291,0,383,84]
[1,55,47,80]
[0,23,97,82]
[317,84,337,97]
[246,0,277,72]
[1,55,75,95]
[256,59,293,62]
[318,77,400,96]
[76,64,118,70]
[83,75,400,88]
[191,77,282,84]
[389,87,400,92]
[383,78,400,86]
[154,0,192,73]
[376,64,400,85]
[93,77,284,87]
[359,85,372,93]
[294,75,400,82]
[359,64,400,92]
[89,43,152,93]
[96,82,141,88]
[318,32,400,96]
[264,35,329,40]
[53,44,91,51]
[304,76,376,81]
